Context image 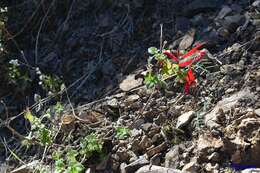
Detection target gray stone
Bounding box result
[242,169,260,173]
[255,109,260,116]
[252,0,260,8]
[119,74,143,91]
[146,142,167,158]
[136,165,186,173]
[176,111,195,129]
[126,95,140,105]
[124,156,149,173]
[130,119,145,129]
[141,123,153,132]
[165,146,181,168]
[221,14,245,33]
[181,161,200,173]
[205,88,254,129]
[178,29,195,50]
[216,6,232,19]
[106,98,118,107]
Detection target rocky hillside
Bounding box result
[0,0,260,173]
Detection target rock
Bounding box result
[120,162,128,173]
[252,0,260,8]
[216,6,232,19]
[237,118,260,139]
[255,109,260,116]
[130,119,145,129]
[139,135,153,151]
[132,139,142,153]
[242,169,260,173]
[205,88,254,129]
[178,29,195,50]
[217,27,230,39]
[165,146,181,168]
[141,123,153,132]
[197,135,223,162]
[124,156,149,173]
[230,4,243,13]
[106,98,118,107]
[117,147,130,162]
[119,74,143,91]
[205,163,219,172]
[150,153,161,165]
[125,95,140,105]
[182,161,200,173]
[131,129,142,138]
[146,142,167,158]
[223,14,245,33]
[184,0,223,16]
[151,133,163,144]
[176,111,195,129]
[136,165,186,173]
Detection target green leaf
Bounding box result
[24,110,34,122]
[79,133,103,158]
[55,159,65,173]
[39,128,52,145]
[116,127,131,139]
[148,47,158,55]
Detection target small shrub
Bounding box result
[115,127,131,140]
[79,133,103,158]
[145,43,208,94]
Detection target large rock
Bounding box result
[123,156,149,173]
[165,145,182,168]
[216,6,232,19]
[205,88,254,129]
[119,74,143,91]
[176,111,195,129]
[136,165,186,173]
[252,0,260,8]
[242,169,260,173]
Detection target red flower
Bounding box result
[184,68,196,94]
[163,43,206,94]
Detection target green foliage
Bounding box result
[53,149,84,173]
[144,72,160,88]
[145,47,180,89]
[8,60,31,89]
[39,74,64,94]
[115,127,131,139]
[145,44,209,92]
[23,110,53,146]
[80,133,103,158]
[51,133,104,173]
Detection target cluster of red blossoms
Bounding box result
[163,43,207,94]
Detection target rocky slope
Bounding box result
[0,0,260,173]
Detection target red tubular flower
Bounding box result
[184,68,196,94]
[163,51,179,63]
[181,43,204,59]
[163,43,206,94]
